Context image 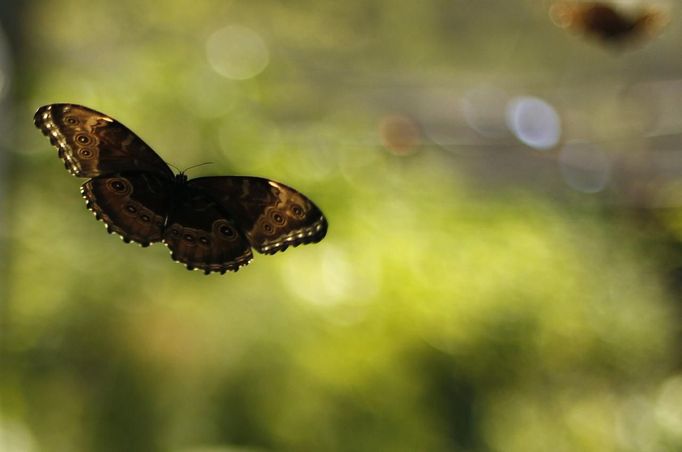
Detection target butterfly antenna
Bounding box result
[182,162,214,174]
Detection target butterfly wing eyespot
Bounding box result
[270,210,287,226]
[214,220,239,242]
[260,221,276,236]
[290,204,306,220]
[105,177,132,195]
[77,147,97,160]
[74,133,96,146]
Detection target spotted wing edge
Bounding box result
[34,104,84,176]
[256,209,327,255]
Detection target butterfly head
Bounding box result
[173,162,215,185]
[175,173,189,184]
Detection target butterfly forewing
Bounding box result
[82,172,172,246]
[188,176,328,254]
[163,187,253,274]
[34,104,173,178]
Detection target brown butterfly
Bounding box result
[550,1,668,45]
[34,104,328,274]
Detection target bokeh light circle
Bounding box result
[206,25,270,80]
[506,96,562,150]
[656,374,682,437]
[378,114,422,155]
[461,86,509,138]
[559,142,611,193]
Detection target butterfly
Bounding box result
[34,104,328,274]
[550,1,668,45]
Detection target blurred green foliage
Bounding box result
[3,0,682,451]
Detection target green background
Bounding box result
[2,1,682,451]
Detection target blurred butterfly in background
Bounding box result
[550,1,668,46]
[34,104,328,274]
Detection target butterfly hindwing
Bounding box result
[34,104,173,178]
[163,186,253,274]
[188,176,328,255]
[82,172,171,247]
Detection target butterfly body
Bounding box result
[35,104,327,274]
